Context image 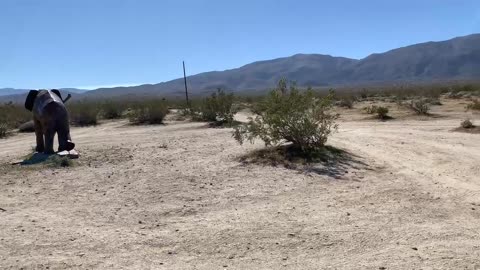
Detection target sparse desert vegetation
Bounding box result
[4,3,480,268]
[67,102,100,127]
[1,81,480,269]
[407,98,431,115]
[375,106,390,119]
[127,99,169,125]
[0,102,32,133]
[466,99,480,111]
[0,122,7,138]
[191,88,237,126]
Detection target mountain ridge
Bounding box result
[2,33,480,102]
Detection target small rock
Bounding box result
[412,247,418,251]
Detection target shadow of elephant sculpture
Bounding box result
[11,150,79,166]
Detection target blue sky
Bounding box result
[1,0,479,89]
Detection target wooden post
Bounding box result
[183,61,190,109]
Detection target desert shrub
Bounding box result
[375,106,390,120]
[68,102,100,127]
[99,101,126,119]
[408,99,430,115]
[233,79,338,154]
[363,105,378,114]
[466,99,480,111]
[460,119,475,129]
[425,97,442,106]
[0,103,31,129]
[336,98,354,109]
[193,88,237,126]
[128,99,169,124]
[360,88,369,99]
[0,122,8,138]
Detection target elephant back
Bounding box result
[33,90,64,116]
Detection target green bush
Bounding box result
[233,79,338,153]
[99,101,126,119]
[128,100,169,125]
[193,88,237,125]
[375,106,390,119]
[68,102,100,127]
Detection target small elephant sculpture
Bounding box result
[25,89,75,154]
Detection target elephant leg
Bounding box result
[58,127,75,151]
[57,113,75,152]
[44,128,55,155]
[34,119,45,153]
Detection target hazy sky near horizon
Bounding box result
[1,0,479,89]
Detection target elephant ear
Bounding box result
[25,90,39,111]
[51,89,62,101]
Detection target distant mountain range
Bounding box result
[2,33,480,102]
[0,89,87,104]
[0,88,87,97]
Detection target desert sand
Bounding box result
[1,100,479,269]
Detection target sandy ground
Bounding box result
[1,100,479,269]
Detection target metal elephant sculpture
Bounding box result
[24,89,75,154]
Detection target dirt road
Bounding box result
[1,112,479,269]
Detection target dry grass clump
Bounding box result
[466,99,480,111]
[363,105,390,120]
[0,122,8,138]
[407,99,431,115]
[363,105,378,114]
[454,119,480,134]
[460,119,475,129]
[336,98,354,109]
[48,156,74,167]
[375,106,390,120]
